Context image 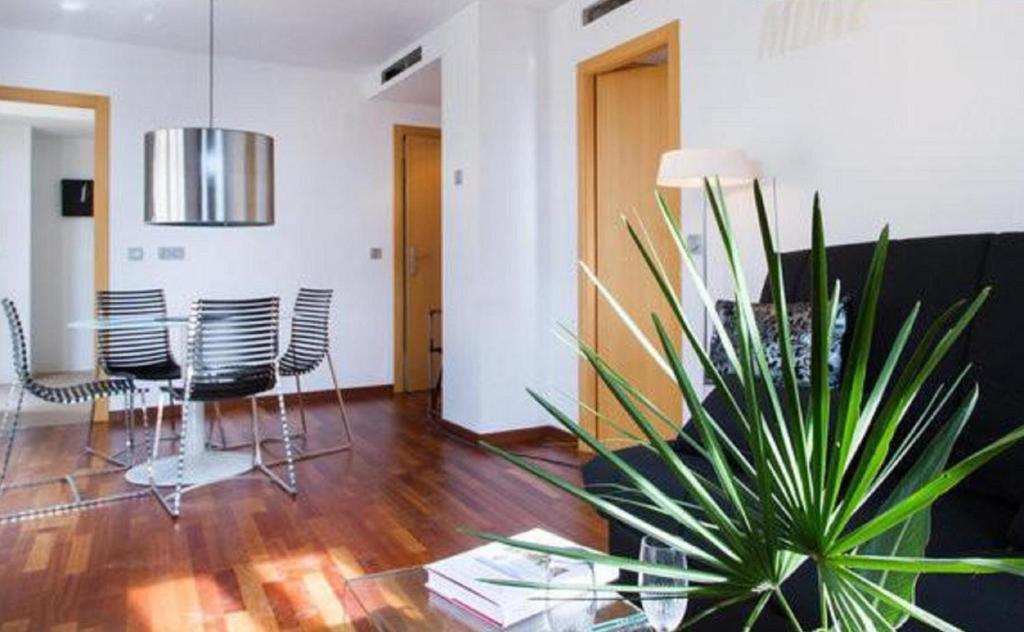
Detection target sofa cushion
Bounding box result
[781,235,990,482]
[963,232,1024,504]
[792,234,989,389]
[581,444,718,534]
[708,300,848,388]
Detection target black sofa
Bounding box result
[582,232,1024,630]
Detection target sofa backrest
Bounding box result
[761,233,996,479]
[773,233,990,394]
[961,233,1024,503]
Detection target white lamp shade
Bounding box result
[657,148,759,189]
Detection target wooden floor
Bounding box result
[0,392,603,631]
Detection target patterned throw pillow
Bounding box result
[708,300,847,388]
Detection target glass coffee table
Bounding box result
[346,566,651,631]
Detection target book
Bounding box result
[425,528,618,629]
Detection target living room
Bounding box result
[0,1,1021,630]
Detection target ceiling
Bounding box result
[0,0,564,72]
[0,100,94,137]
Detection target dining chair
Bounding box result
[279,288,353,457]
[1,298,148,522]
[207,288,354,460]
[150,297,297,518]
[96,289,182,462]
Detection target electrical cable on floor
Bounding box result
[423,312,579,469]
[426,401,581,469]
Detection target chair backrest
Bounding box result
[1,299,31,387]
[186,297,280,380]
[97,289,174,370]
[283,288,333,371]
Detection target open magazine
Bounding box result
[425,528,618,628]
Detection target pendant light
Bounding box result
[144,0,275,226]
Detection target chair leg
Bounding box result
[276,379,298,495]
[213,402,228,448]
[294,375,309,439]
[84,398,97,452]
[206,400,254,451]
[138,390,151,468]
[250,397,263,466]
[166,391,190,519]
[150,390,173,518]
[166,380,178,439]
[265,358,353,465]
[327,354,354,450]
[82,398,130,469]
[0,384,25,491]
[125,389,136,466]
[255,372,298,497]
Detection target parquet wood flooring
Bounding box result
[0,392,602,631]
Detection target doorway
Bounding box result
[0,86,110,424]
[393,125,442,393]
[577,22,682,448]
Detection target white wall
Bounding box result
[370,0,1024,431]
[371,1,547,434]
[30,132,94,373]
[0,123,32,384]
[0,26,439,393]
[540,0,1024,410]
[475,3,545,429]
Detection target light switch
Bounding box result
[686,234,704,255]
[370,247,383,260]
[127,247,144,261]
[158,246,185,261]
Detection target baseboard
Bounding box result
[111,384,395,422]
[439,418,574,446]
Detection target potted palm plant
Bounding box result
[475,179,1024,630]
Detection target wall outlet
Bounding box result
[158,246,185,261]
[370,247,383,260]
[454,169,464,186]
[127,247,144,261]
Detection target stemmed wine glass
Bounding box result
[639,536,689,632]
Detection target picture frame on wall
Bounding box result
[61,179,93,217]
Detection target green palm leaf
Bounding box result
[471,178,1024,631]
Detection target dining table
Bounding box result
[69,314,266,488]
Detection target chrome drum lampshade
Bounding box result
[145,128,274,226]
[144,0,275,227]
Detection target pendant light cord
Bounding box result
[208,0,215,128]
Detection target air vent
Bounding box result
[582,0,634,26]
[381,47,423,84]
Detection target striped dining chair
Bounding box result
[1,298,148,522]
[277,288,353,459]
[150,297,298,518]
[96,289,182,458]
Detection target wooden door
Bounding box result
[594,64,681,445]
[400,130,442,392]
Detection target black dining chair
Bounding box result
[96,289,181,460]
[1,298,148,521]
[278,288,353,458]
[150,297,297,518]
[207,288,354,460]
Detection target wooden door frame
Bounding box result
[393,125,442,393]
[0,85,111,420]
[576,21,681,438]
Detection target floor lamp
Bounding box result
[656,148,760,363]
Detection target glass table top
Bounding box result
[345,566,651,632]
